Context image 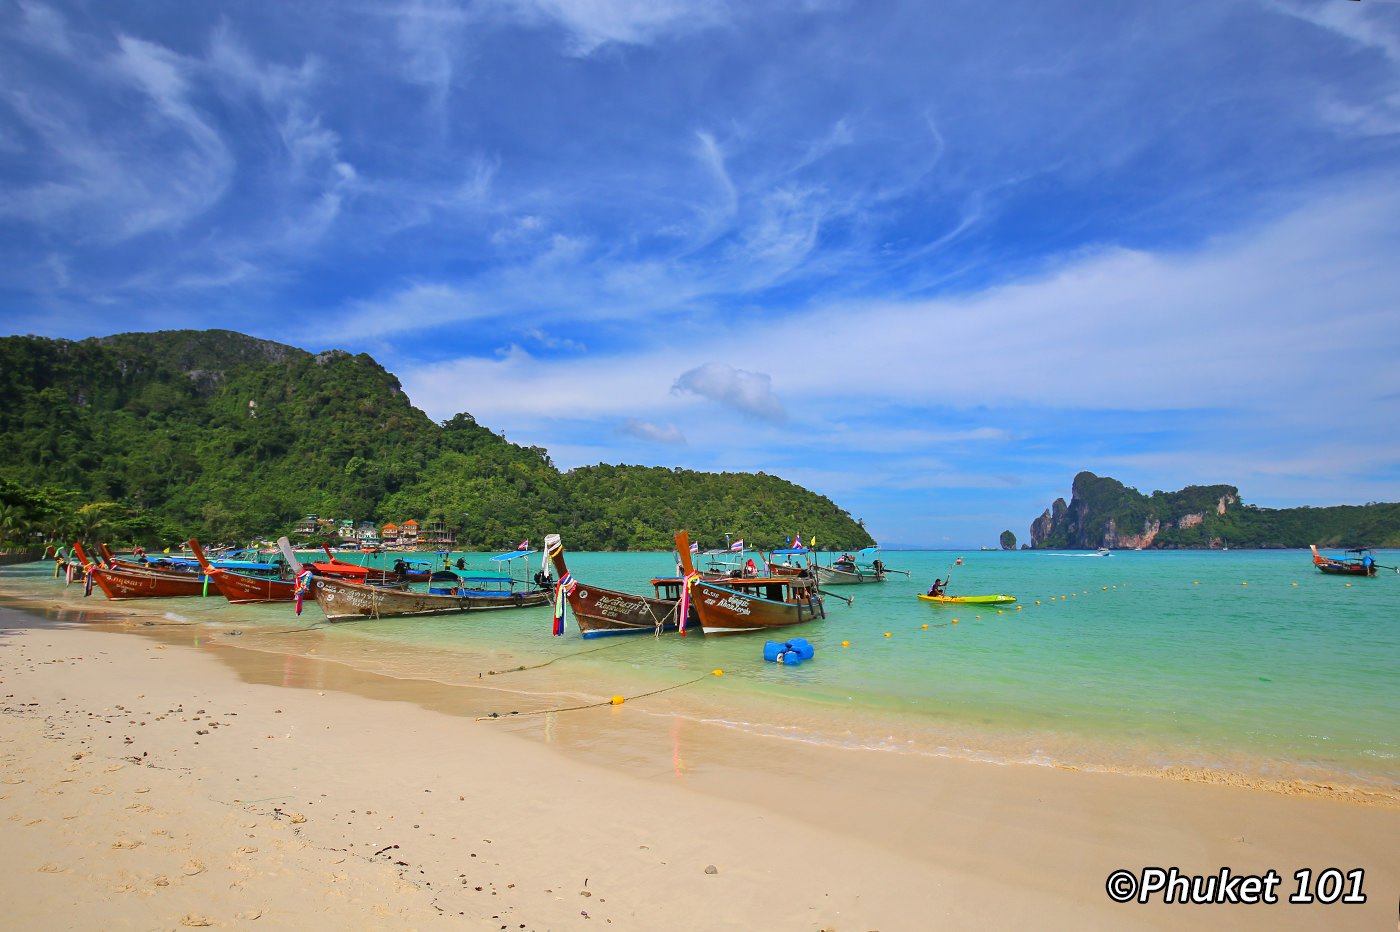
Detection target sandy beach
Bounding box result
[1,595,1397,931]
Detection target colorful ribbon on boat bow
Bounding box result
[676,571,699,637]
[293,569,313,616]
[552,573,577,636]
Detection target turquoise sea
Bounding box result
[4,548,1398,796]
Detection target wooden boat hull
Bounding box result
[689,578,824,635]
[89,565,216,600]
[675,531,823,635]
[308,574,550,622]
[568,583,685,637]
[1310,545,1376,576]
[545,532,689,636]
[917,594,1017,605]
[209,570,297,603]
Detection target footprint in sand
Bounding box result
[236,845,258,854]
[179,915,212,927]
[236,909,262,921]
[37,863,66,874]
[112,838,143,849]
[182,859,206,876]
[2,778,24,785]
[125,803,153,813]
[152,876,171,887]
[89,785,113,796]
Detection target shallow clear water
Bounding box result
[6,548,1398,792]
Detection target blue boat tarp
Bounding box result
[164,557,279,571]
[490,550,536,562]
[770,548,810,556]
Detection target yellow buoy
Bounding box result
[610,695,625,705]
[1241,582,1248,586]
[1291,582,1298,586]
[1345,582,1352,587]
[711,669,724,676]
[1193,581,1199,585]
[884,631,892,638]
[952,618,959,624]
[997,610,1003,615]
[1034,600,1041,605]
[841,640,851,647]
[921,623,929,629]
[1103,586,1108,590]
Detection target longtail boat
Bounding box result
[675,530,824,635]
[1310,545,1389,576]
[544,533,693,637]
[189,539,297,603]
[814,547,891,585]
[280,539,549,622]
[74,542,216,600]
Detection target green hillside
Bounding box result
[1029,471,1400,549]
[0,330,875,551]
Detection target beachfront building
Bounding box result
[356,521,380,547]
[420,518,454,548]
[381,523,400,548]
[294,514,319,535]
[338,519,357,543]
[401,519,420,546]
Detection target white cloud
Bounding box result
[498,0,728,54]
[672,362,787,421]
[617,418,686,445]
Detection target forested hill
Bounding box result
[1029,471,1400,549]
[0,330,874,551]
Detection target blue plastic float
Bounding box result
[763,638,815,665]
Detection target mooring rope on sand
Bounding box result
[476,673,713,720]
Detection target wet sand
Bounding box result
[1,598,1398,930]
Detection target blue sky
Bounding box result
[3,0,1400,547]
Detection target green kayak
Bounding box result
[916,594,1017,605]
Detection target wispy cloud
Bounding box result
[672,362,787,421]
[617,418,686,445]
[5,0,1400,545]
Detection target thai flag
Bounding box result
[517,539,529,550]
[730,539,744,552]
[688,542,699,553]
[793,532,802,549]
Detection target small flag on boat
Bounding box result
[730,539,744,552]
[517,539,529,550]
[83,567,93,597]
[792,532,802,549]
[688,542,699,553]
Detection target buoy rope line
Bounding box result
[476,673,710,721]
[475,636,639,678]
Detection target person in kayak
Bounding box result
[927,578,946,597]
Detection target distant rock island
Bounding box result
[1029,471,1400,550]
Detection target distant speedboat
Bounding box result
[1096,547,1111,557]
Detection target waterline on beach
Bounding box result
[3,547,1398,805]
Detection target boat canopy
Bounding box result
[164,557,279,571]
[770,547,810,556]
[490,550,536,562]
[855,547,880,557]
